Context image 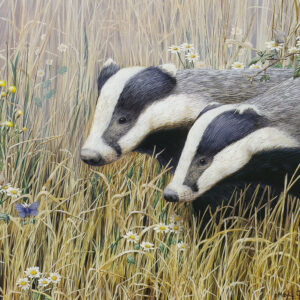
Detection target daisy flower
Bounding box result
[154,223,169,233]
[169,223,182,234]
[231,61,245,69]
[1,92,6,97]
[16,278,30,290]
[170,214,182,223]
[6,187,22,198]
[45,59,53,66]
[57,43,68,53]
[288,47,299,54]
[124,231,139,243]
[37,70,45,77]
[177,241,187,251]
[49,272,61,284]
[38,277,50,287]
[195,61,206,68]
[249,64,262,70]
[141,241,155,251]
[265,41,283,51]
[231,26,243,37]
[0,80,6,87]
[0,183,11,193]
[186,52,199,62]
[181,43,194,51]
[25,266,41,278]
[168,45,181,54]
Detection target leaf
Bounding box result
[57,66,67,75]
[273,62,283,68]
[43,89,56,100]
[0,213,10,224]
[42,79,51,89]
[249,56,261,66]
[127,255,135,265]
[260,75,270,82]
[33,97,42,107]
[294,66,300,79]
[133,244,140,250]
[158,242,165,252]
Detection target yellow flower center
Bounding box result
[129,235,136,240]
[30,270,37,275]
[52,276,57,280]
[42,280,48,284]
[145,244,151,248]
[159,226,166,230]
[11,190,18,194]
[20,281,27,286]
[173,47,178,51]
[2,185,9,190]
[173,226,178,230]
[190,54,196,58]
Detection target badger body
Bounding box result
[164,104,300,208]
[81,60,295,169]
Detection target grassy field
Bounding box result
[0,0,299,299]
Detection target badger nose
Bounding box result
[80,148,105,166]
[163,188,179,202]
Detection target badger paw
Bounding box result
[234,104,261,115]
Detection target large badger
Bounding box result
[164,102,300,205]
[80,59,294,170]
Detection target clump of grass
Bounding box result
[0,0,299,299]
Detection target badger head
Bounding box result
[164,104,299,202]
[81,59,203,166]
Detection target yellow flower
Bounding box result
[16,110,23,118]
[4,121,13,127]
[124,231,139,243]
[0,80,6,87]
[231,61,245,69]
[1,92,6,97]
[154,223,169,233]
[8,86,16,93]
[16,278,30,290]
[22,127,27,132]
[49,272,61,283]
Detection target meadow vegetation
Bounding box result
[0,1,299,299]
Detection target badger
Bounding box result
[163,103,300,206]
[80,59,294,170]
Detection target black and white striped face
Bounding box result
[164,104,299,202]
[81,59,205,166]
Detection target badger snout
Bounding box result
[80,148,105,166]
[163,188,179,202]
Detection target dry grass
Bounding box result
[0,0,299,299]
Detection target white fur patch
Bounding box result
[235,104,261,115]
[82,67,144,161]
[118,94,209,154]
[103,58,116,67]
[158,64,177,77]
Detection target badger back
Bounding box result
[164,104,299,202]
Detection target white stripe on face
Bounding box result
[118,94,209,154]
[82,67,144,161]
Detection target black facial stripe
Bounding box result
[183,109,268,190]
[97,63,120,94]
[197,109,268,156]
[102,66,177,150]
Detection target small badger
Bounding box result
[80,59,295,169]
[164,104,300,204]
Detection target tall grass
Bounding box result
[0,0,299,299]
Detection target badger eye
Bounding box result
[199,158,206,165]
[118,117,127,124]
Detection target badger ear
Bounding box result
[97,58,120,94]
[158,63,177,77]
